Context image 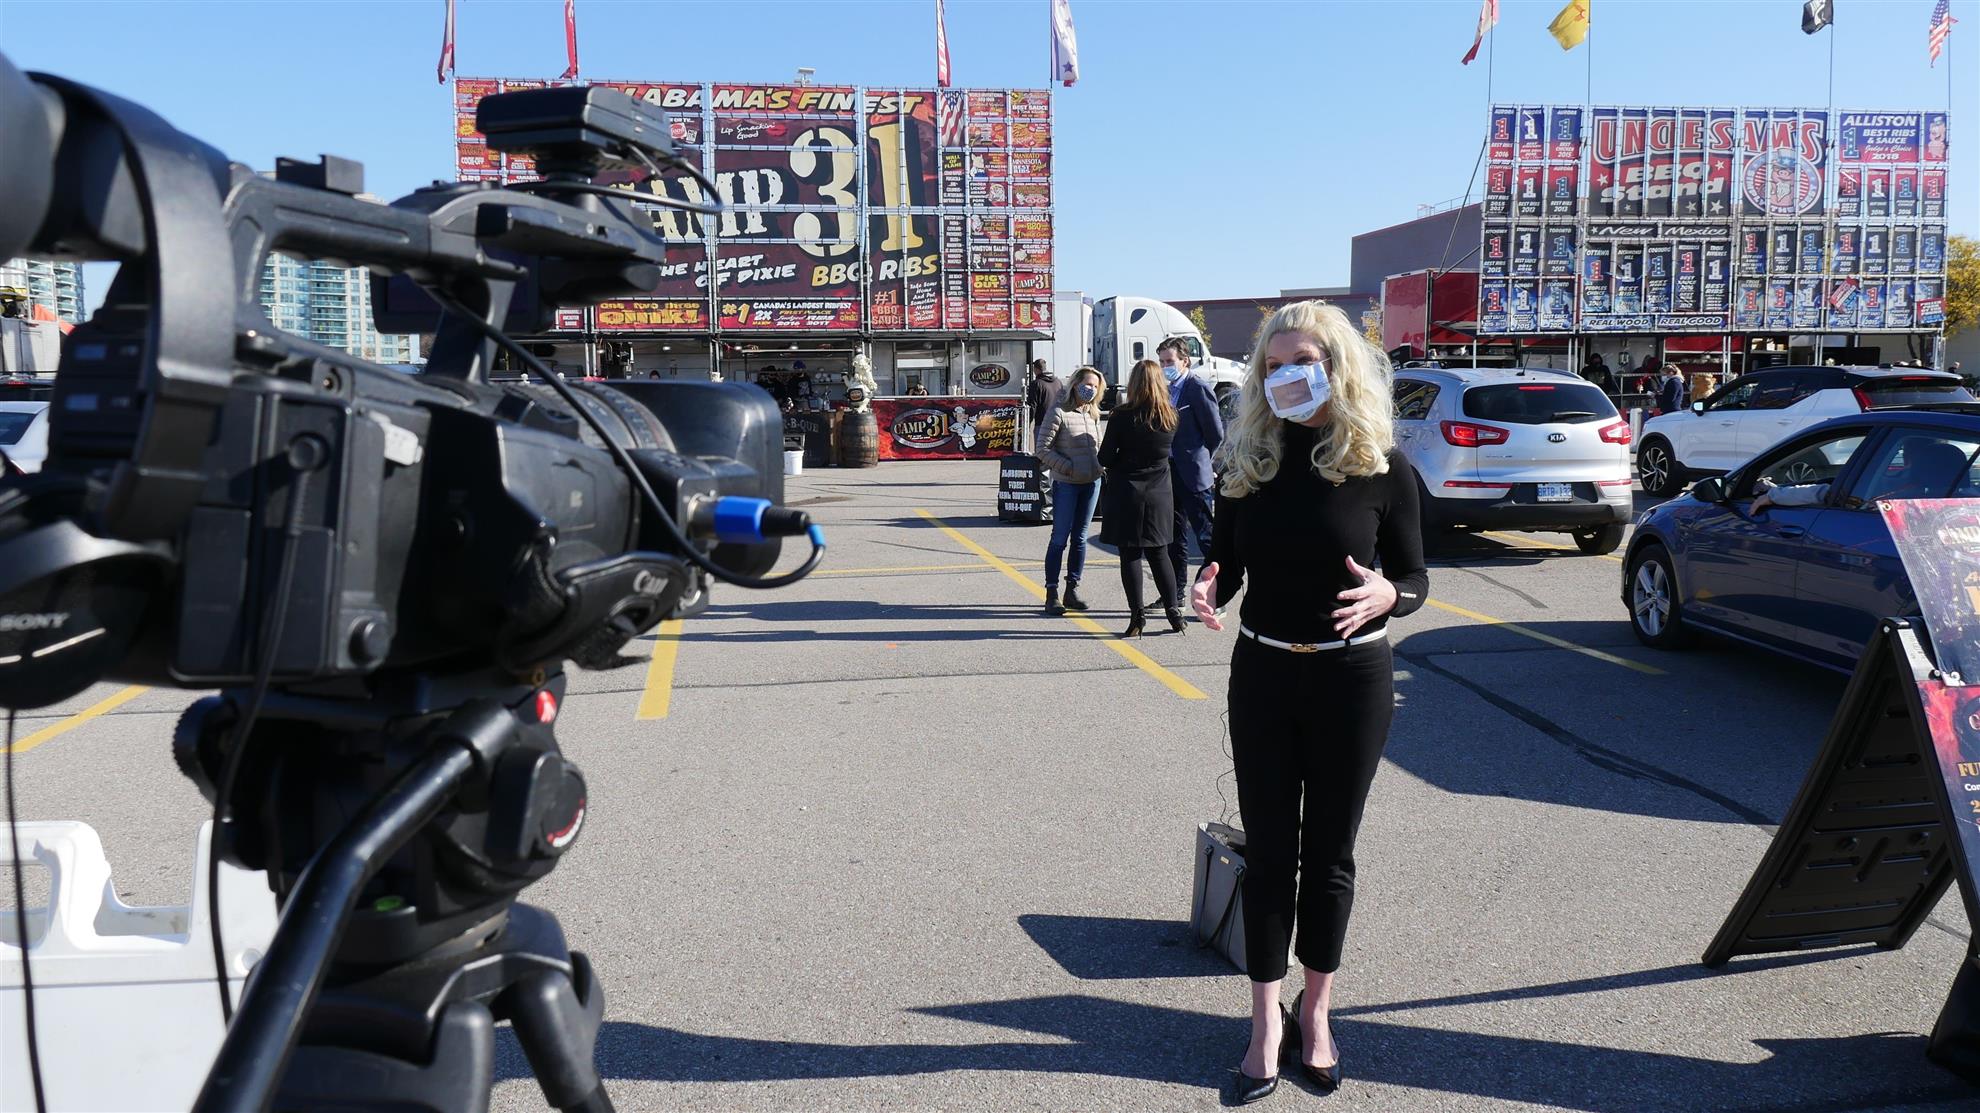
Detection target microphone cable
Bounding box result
[5,709,50,1113]
[205,460,314,1023]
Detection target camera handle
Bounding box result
[192,698,612,1113]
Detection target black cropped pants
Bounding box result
[1228,634,1395,982]
[1117,545,1176,614]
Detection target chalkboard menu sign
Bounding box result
[997,454,1051,523]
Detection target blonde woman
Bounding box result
[1097,360,1185,638]
[1186,301,1428,1102]
[1036,366,1107,613]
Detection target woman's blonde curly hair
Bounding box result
[1216,300,1395,496]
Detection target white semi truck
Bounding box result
[1089,296,1247,411]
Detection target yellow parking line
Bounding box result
[1482,530,1625,564]
[914,509,1207,700]
[636,619,687,720]
[814,562,1001,576]
[1425,599,1663,675]
[815,558,1122,578]
[5,686,149,754]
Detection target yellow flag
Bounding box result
[1548,0,1590,50]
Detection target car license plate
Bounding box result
[1537,482,1574,502]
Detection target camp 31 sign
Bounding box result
[871,399,1018,460]
[454,77,1055,336]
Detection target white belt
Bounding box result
[1238,625,1387,654]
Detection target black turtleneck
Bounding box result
[1208,424,1429,643]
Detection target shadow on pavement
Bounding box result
[895,513,1010,533]
[1386,606,1852,827]
[1016,913,1232,980]
[1331,950,1871,1019]
[494,984,1976,1111]
[1636,490,1679,516]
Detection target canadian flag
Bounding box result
[936,0,951,88]
[437,0,456,85]
[1461,0,1498,66]
[560,0,579,82]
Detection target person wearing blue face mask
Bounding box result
[1036,367,1107,613]
[1157,338,1225,611]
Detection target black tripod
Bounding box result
[176,672,614,1113]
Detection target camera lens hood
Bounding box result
[0,52,55,260]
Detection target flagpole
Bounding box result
[1826,20,1834,120]
[1585,15,1592,107]
[1825,13,1835,366]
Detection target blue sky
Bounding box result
[4,0,1976,305]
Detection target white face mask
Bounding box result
[1263,361,1332,423]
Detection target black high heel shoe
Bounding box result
[1165,606,1187,634]
[1291,992,1342,1091]
[1228,1005,1296,1105]
[1121,611,1145,639]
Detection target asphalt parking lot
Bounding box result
[8,458,1979,1112]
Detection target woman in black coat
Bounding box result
[1098,359,1184,638]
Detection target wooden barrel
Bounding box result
[836,409,880,468]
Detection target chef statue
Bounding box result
[951,405,980,453]
[847,350,879,413]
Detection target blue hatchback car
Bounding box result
[1621,406,1980,672]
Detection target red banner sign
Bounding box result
[872,397,1019,460]
[596,300,708,330]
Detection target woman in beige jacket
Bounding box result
[1037,366,1106,613]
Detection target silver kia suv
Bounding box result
[1393,366,1634,554]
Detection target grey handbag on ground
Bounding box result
[1191,821,1247,973]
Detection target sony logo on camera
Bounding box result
[0,611,69,633]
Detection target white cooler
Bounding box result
[2,821,277,1112]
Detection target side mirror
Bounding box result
[1690,401,1707,415]
[1691,476,1727,503]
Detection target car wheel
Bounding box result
[1638,438,1679,496]
[1574,524,1625,555]
[1626,543,1692,649]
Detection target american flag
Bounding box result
[1930,0,1956,67]
[938,89,965,147]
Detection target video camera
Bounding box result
[0,52,822,1112]
[0,53,822,707]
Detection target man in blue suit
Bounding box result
[1157,337,1225,609]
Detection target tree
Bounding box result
[1945,234,1979,341]
[1186,304,1213,351]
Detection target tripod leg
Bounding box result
[277,1000,497,1113]
[507,951,613,1113]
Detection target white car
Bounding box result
[1635,365,1973,496]
[1393,366,1634,554]
[0,399,49,474]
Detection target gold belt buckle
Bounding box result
[1289,642,1322,653]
